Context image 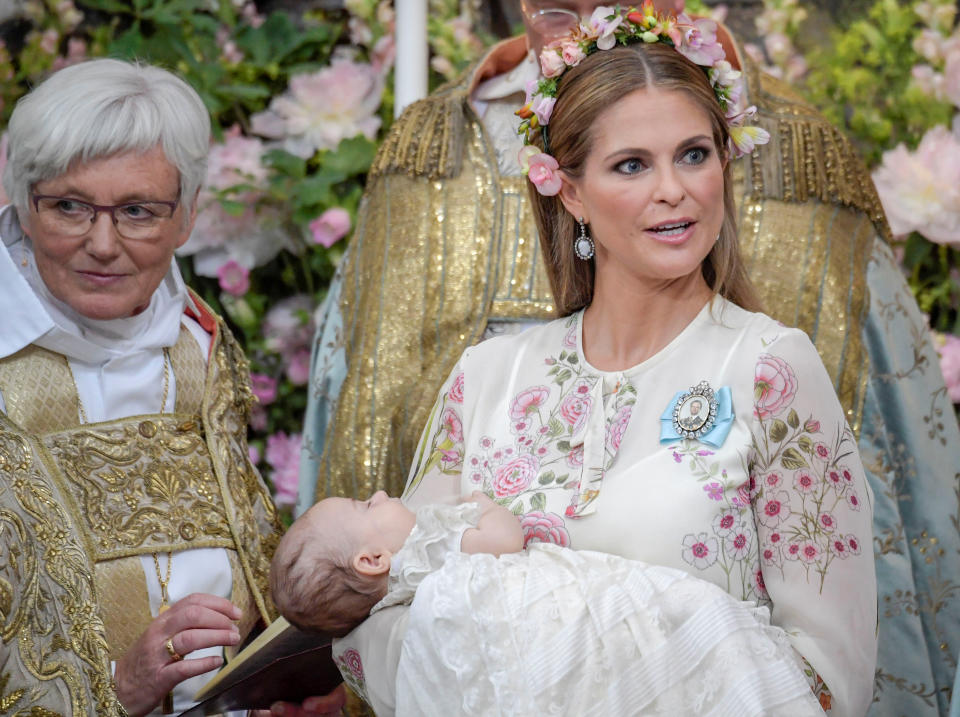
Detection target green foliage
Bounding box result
[802,0,954,164]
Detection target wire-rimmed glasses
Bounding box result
[30,194,180,240]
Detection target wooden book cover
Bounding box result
[177,617,341,716]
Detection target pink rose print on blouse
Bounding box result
[753,354,798,418]
[447,372,465,403]
[566,444,584,468]
[757,490,791,528]
[682,532,719,570]
[520,510,571,548]
[509,386,550,421]
[606,405,633,452]
[441,407,463,443]
[563,324,577,349]
[341,649,364,681]
[492,453,540,497]
[559,393,591,435]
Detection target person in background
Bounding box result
[300,2,959,715]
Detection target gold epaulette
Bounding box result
[369,75,471,180]
[747,59,892,243]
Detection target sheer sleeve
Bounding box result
[402,359,467,509]
[749,329,877,717]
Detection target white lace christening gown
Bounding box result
[371,503,824,717]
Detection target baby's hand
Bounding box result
[466,490,496,508]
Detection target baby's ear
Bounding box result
[353,549,391,576]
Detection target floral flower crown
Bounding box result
[516,2,771,196]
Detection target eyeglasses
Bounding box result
[523,7,580,40]
[30,194,180,240]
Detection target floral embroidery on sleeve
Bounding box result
[750,352,864,592]
[404,370,466,498]
[334,648,369,704]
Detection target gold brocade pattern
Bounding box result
[168,325,205,414]
[320,50,881,503]
[0,344,81,433]
[96,558,153,661]
[0,415,117,715]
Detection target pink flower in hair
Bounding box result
[581,6,624,51]
[675,14,726,66]
[531,95,556,126]
[560,39,586,66]
[540,47,566,78]
[526,153,562,196]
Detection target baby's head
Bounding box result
[270,491,416,636]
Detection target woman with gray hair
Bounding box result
[0,58,305,716]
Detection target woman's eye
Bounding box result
[56,199,86,214]
[615,158,645,175]
[682,147,710,165]
[121,204,154,220]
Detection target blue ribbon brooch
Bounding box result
[659,380,734,448]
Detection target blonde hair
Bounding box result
[270,506,386,637]
[528,43,761,316]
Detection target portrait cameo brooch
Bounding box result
[672,381,719,439]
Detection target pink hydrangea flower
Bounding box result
[520,510,570,547]
[872,125,960,247]
[217,259,250,296]
[309,207,352,247]
[265,431,302,506]
[753,354,798,418]
[251,58,384,159]
[250,373,278,405]
[508,386,550,421]
[263,295,316,356]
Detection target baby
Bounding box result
[270,490,521,636]
[270,493,824,717]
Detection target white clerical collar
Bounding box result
[470,50,541,116]
[0,203,190,364]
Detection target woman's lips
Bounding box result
[646,220,697,245]
[76,270,128,286]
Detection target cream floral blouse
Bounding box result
[403,298,877,717]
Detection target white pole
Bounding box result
[394,0,429,117]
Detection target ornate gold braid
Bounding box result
[0,414,118,715]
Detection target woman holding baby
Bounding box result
[291,6,877,716]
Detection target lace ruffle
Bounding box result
[370,502,481,614]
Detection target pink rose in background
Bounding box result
[217,259,250,296]
[520,510,570,547]
[248,444,260,465]
[285,348,311,386]
[753,353,798,418]
[310,207,352,247]
[872,125,960,247]
[509,386,550,420]
[559,393,591,434]
[250,373,278,405]
[251,58,384,159]
[265,431,302,506]
[492,453,539,496]
[933,331,960,402]
[263,295,316,356]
